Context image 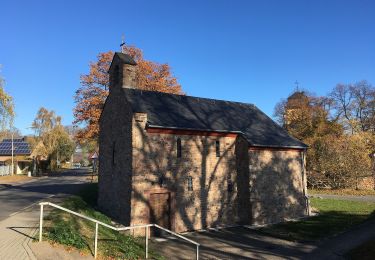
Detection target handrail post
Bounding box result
[37,202,200,259]
[94,222,98,258]
[39,204,44,242]
[145,226,149,259]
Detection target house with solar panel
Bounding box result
[98,53,309,234]
[0,138,32,175]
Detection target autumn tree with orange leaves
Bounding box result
[74,45,184,142]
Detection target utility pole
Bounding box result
[11,130,14,175]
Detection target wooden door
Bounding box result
[149,192,170,236]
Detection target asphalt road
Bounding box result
[0,169,91,222]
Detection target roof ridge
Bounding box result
[123,88,256,108]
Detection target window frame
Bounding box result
[187,176,193,191]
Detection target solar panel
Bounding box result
[2,138,25,143]
[0,138,31,155]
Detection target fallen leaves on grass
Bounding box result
[0,175,32,184]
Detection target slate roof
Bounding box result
[116,53,137,65]
[0,138,31,156]
[122,88,307,149]
[109,52,137,72]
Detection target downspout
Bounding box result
[301,150,310,216]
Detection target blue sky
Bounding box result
[1,0,374,135]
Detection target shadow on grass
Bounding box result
[346,239,375,260]
[259,211,375,242]
[258,198,375,242]
[42,183,164,260]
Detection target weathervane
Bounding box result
[120,34,126,53]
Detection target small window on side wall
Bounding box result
[177,138,182,158]
[187,176,193,191]
[158,176,164,187]
[112,141,116,166]
[113,65,120,85]
[227,179,233,192]
[216,140,220,157]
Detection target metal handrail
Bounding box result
[38,202,200,259]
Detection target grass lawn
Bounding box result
[308,189,375,196]
[259,198,375,242]
[42,183,164,260]
[347,239,375,260]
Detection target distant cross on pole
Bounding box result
[295,80,300,92]
[120,35,126,53]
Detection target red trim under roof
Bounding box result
[146,126,306,151]
[146,127,238,138]
[249,146,304,152]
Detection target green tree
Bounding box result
[32,107,75,171]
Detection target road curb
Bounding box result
[8,194,56,218]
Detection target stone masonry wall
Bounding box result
[130,115,243,233]
[235,136,251,224]
[249,149,308,225]
[98,64,134,225]
[99,97,308,230]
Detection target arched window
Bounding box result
[177,138,182,158]
[113,65,120,85]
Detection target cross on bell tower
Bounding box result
[120,34,126,53]
[294,80,300,92]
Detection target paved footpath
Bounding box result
[0,193,84,260]
[0,202,41,260]
[150,226,317,259]
[0,170,90,260]
[151,220,375,260]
